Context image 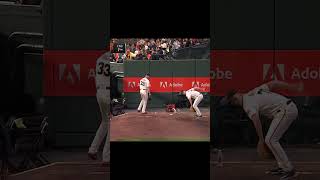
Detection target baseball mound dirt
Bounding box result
[110,109,210,141]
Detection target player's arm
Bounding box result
[147,82,151,95]
[188,97,193,107]
[186,94,193,107]
[250,113,264,141]
[266,80,304,92]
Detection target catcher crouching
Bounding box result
[220,80,304,179]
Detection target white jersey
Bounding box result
[139,77,150,90]
[243,84,289,119]
[186,88,201,99]
[95,52,110,90]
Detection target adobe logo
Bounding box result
[211,68,233,80]
[128,82,136,88]
[263,64,285,81]
[58,64,80,84]
[192,81,200,87]
[160,81,169,88]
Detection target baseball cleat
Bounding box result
[137,110,141,112]
[280,169,298,180]
[88,152,98,160]
[196,115,202,118]
[266,167,285,175]
[141,112,148,114]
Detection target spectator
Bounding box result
[110,38,209,62]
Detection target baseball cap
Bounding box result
[219,89,238,106]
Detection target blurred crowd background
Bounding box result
[110,38,210,62]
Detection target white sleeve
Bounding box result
[243,102,259,120]
[186,92,191,100]
[257,84,269,91]
[246,107,258,120]
[247,84,269,96]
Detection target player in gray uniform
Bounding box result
[221,80,304,180]
[88,52,111,165]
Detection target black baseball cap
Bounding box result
[219,89,238,106]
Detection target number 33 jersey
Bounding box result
[139,78,150,90]
[95,52,111,90]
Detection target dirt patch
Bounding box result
[110,109,210,141]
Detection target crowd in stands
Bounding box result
[110,38,209,63]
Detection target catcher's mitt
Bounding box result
[257,142,274,160]
[189,106,196,112]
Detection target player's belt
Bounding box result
[286,100,292,105]
[141,89,147,90]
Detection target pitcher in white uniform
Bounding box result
[182,87,204,117]
[88,52,111,165]
[221,80,303,180]
[137,74,151,114]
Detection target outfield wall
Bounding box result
[123,60,210,108]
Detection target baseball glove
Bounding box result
[257,142,274,160]
[189,106,196,112]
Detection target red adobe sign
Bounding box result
[123,77,210,93]
[211,50,320,96]
[44,50,105,96]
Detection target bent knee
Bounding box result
[264,137,271,146]
[265,136,278,146]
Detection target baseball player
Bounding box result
[221,80,303,179]
[88,52,111,165]
[182,87,204,117]
[137,74,151,114]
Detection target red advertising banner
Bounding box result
[211,50,320,96]
[123,77,210,93]
[44,50,105,96]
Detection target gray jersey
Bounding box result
[243,84,289,119]
[95,52,111,90]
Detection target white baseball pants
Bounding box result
[265,102,298,172]
[193,94,203,116]
[137,89,148,113]
[89,89,110,162]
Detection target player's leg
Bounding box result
[102,119,110,162]
[137,91,143,111]
[89,92,109,157]
[265,104,298,172]
[265,114,286,172]
[193,94,203,116]
[142,91,148,113]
